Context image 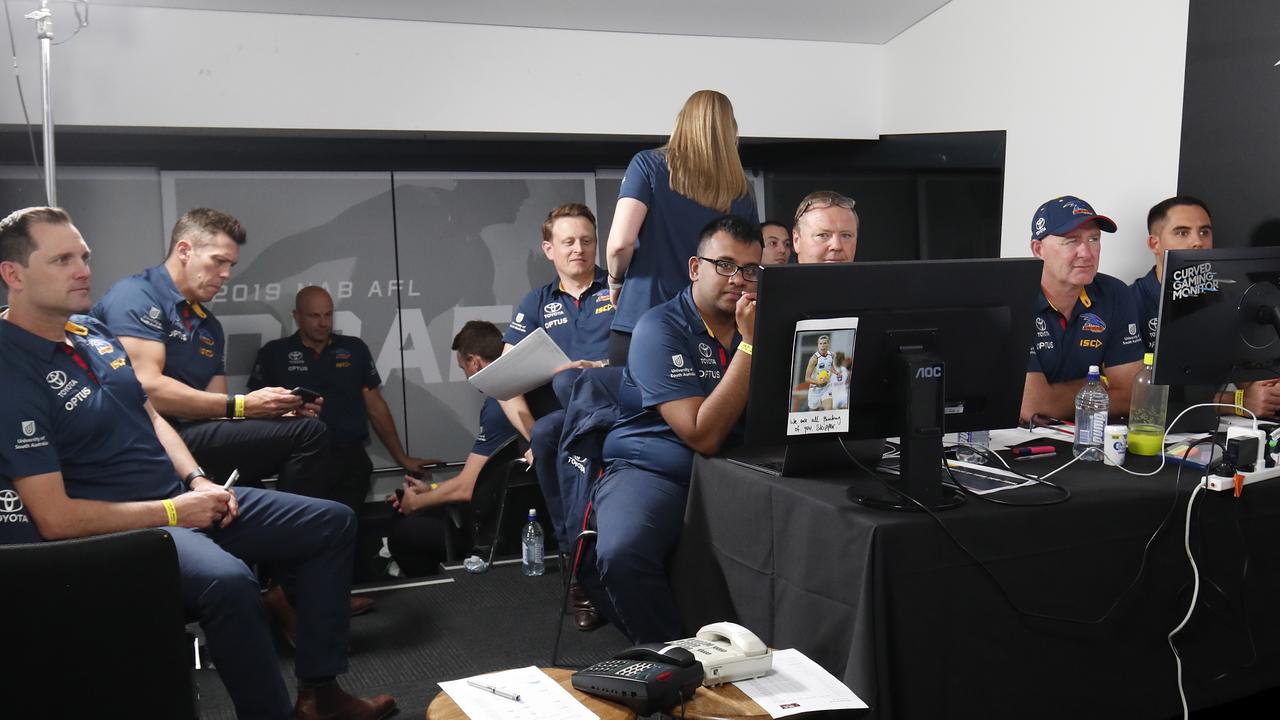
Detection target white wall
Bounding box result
[883,0,1189,280]
[0,5,881,139]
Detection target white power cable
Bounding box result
[1169,481,1205,720]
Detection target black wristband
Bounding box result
[183,466,209,487]
[225,394,235,418]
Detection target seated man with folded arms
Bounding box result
[591,215,759,643]
[760,219,793,265]
[0,207,394,720]
[386,321,520,576]
[1130,196,1280,417]
[791,190,858,265]
[1022,196,1145,423]
[501,203,613,629]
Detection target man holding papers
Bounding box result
[501,203,614,630]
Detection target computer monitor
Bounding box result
[738,258,1042,509]
[1154,247,1280,386]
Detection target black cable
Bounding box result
[51,0,88,46]
[844,435,1225,625]
[2,0,42,180]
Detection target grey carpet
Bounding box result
[194,560,630,719]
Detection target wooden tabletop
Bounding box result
[426,667,776,720]
[426,668,635,720]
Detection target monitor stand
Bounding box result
[847,340,964,512]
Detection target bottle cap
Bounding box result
[1143,352,1154,366]
[528,508,537,519]
[1087,364,1100,376]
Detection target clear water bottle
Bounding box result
[521,509,545,577]
[1074,365,1109,461]
[1127,353,1168,456]
[956,430,990,464]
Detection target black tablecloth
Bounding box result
[671,454,1280,719]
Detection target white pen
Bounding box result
[467,679,521,702]
[223,469,240,490]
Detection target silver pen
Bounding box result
[467,679,521,702]
[223,469,240,490]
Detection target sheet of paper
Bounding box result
[786,317,858,436]
[437,666,598,720]
[467,328,571,400]
[945,460,1038,494]
[733,648,867,718]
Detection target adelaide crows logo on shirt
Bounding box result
[1080,313,1107,334]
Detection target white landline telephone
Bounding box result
[666,621,772,686]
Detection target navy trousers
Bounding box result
[164,487,355,720]
[529,369,584,550]
[591,462,689,643]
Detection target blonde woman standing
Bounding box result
[605,90,757,365]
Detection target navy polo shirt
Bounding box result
[504,268,613,362]
[474,397,518,457]
[1129,266,1161,351]
[1028,272,1145,383]
[611,149,758,333]
[0,314,182,503]
[92,264,225,392]
[248,333,382,443]
[603,286,743,481]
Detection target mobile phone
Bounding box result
[394,488,405,502]
[291,386,322,404]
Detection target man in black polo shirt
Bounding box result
[250,286,433,512]
[1022,196,1144,423]
[0,206,394,720]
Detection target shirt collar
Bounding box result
[1037,284,1095,318]
[554,267,610,298]
[0,314,88,361]
[144,263,206,316]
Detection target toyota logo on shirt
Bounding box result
[0,489,22,514]
[46,370,68,390]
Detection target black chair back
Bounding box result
[0,528,197,718]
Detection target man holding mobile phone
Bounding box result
[250,286,434,513]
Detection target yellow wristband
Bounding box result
[737,342,753,356]
[234,394,246,419]
[1236,389,1246,417]
[429,482,439,491]
[162,499,178,527]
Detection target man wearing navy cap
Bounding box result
[590,215,759,643]
[0,207,394,720]
[1022,196,1145,423]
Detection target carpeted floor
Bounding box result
[194,558,630,719]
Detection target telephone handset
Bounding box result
[666,621,772,686]
[571,643,704,716]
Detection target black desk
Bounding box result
[671,454,1280,719]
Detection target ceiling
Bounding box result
[89,0,952,44]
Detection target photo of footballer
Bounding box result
[787,318,858,436]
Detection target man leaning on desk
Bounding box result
[1021,196,1145,424]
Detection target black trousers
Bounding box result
[386,509,463,577]
[176,416,333,500]
[326,441,375,515]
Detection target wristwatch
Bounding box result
[183,466,210,487]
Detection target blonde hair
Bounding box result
[663,90,749,213]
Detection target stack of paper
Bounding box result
[734,648,867,718]
[437,666,598,720]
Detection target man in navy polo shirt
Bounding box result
[250,286,433,512]
[591,215,759,643]
[1022,196,1145,423]
[92,208,335,501]
[1130,196,1280,417]
[0,207,394,720]
[385,321,520,576]
[502,203,613,629]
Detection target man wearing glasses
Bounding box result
[589,215,761,643]
[792,190,859,264]
[1022,196,1144,423]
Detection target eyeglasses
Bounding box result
[794,193,856,224]
[697,256,762,282]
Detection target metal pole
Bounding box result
[25,1,54,206]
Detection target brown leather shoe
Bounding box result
[350,596,374,617]
[570,581,605,632]
[263,585,298,648]
[294,681,396,720]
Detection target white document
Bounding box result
[437,666,598,720]
[467,328,571,400]
[733,648,867,718]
